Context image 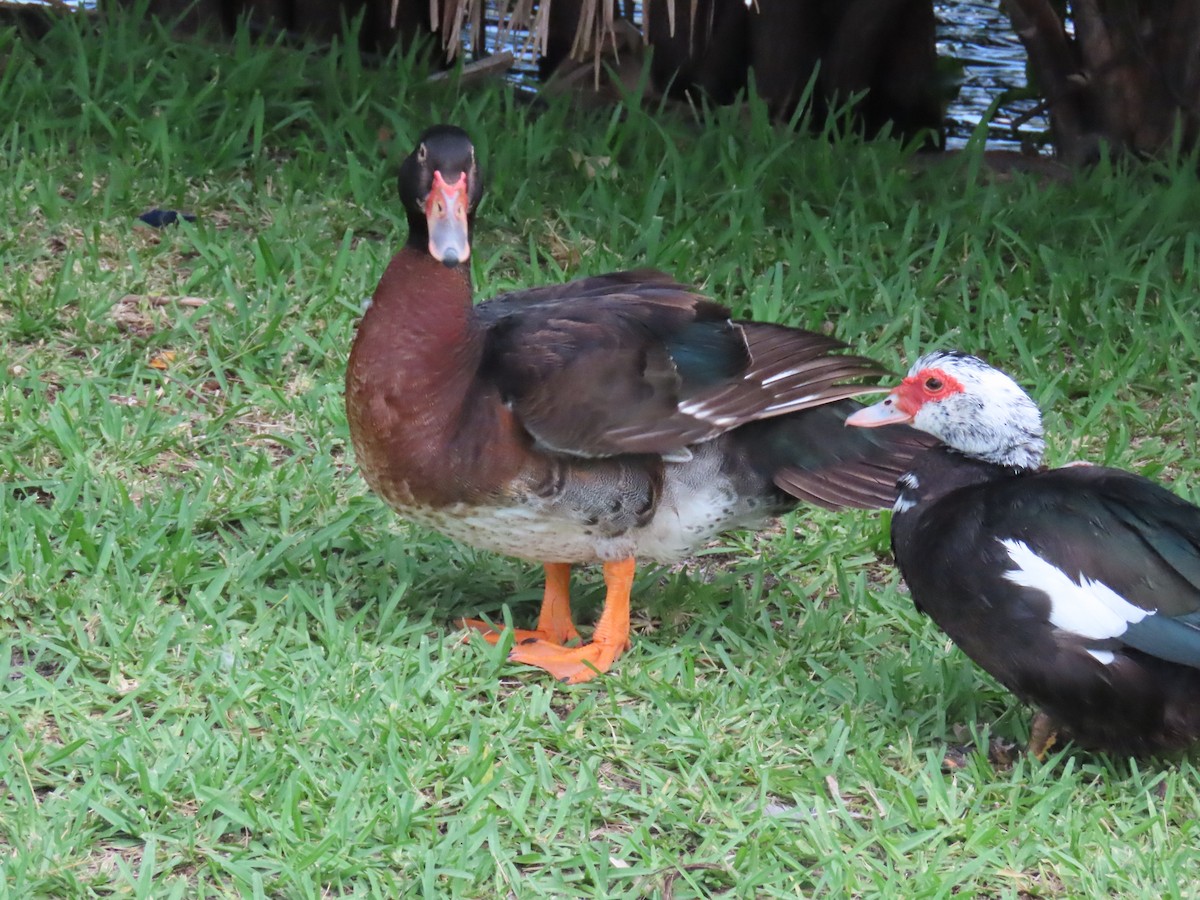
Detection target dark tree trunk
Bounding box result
[826,0,943,141]
[646,0,944,145]
[1003,0,1200,163]
[541,0,588,78]
[110,0,433,58]
[645,0,751,105]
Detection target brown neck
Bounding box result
[346,247,520,506]
[348,248,477,400]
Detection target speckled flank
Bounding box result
[380,443,773,565]
[637,445,768,562]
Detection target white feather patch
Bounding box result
[893,473,919,513]
[1086,648,1117,665]
[999,538,1153,640]
[759,367,804,386]
[676,399,737,427]
[755,395,820,416]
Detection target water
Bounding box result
[935,1,1049,150]
[472,1,1047,151]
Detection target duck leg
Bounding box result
[1027,710,1059,760]
[507,558,635,684]
[461,562,580,646]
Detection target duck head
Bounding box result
[399,125,484,268]
[846,350,1045,470]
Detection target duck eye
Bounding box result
[417,143,427,162]
[924,377,944,392]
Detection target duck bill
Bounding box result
[426,170,471,267]
[845,396,913,428]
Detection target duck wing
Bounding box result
[978,466,1200,667]
[477,270,888,460]
[753,402,938,510]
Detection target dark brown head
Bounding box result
[398,125,484,269]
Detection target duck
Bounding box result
[846,350,1200,755]
[345,124,929,683]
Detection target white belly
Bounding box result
[390,458,775,565]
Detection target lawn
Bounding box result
[3,8,1200,898]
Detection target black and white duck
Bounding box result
[847,350,1200,756]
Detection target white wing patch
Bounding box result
[756,395,821,417]
[1086,648,1117,665]
[893,472,919,513]
[759,367,806,387]
[999,538,1153,641]
[676,399,738,428]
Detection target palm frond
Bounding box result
[390,0,669,64]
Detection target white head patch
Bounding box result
[908,352,1045,469]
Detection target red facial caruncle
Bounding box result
[844,366,963,428]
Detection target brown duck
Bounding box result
[345,124,927,683]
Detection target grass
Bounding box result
[4,6,1200,897]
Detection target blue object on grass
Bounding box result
[138,209,197,227]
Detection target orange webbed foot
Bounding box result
[460,562,581,647]
[507,636,630,684]
[462,559,636,683]
[507,558,635,684]
[459,618,580,647]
